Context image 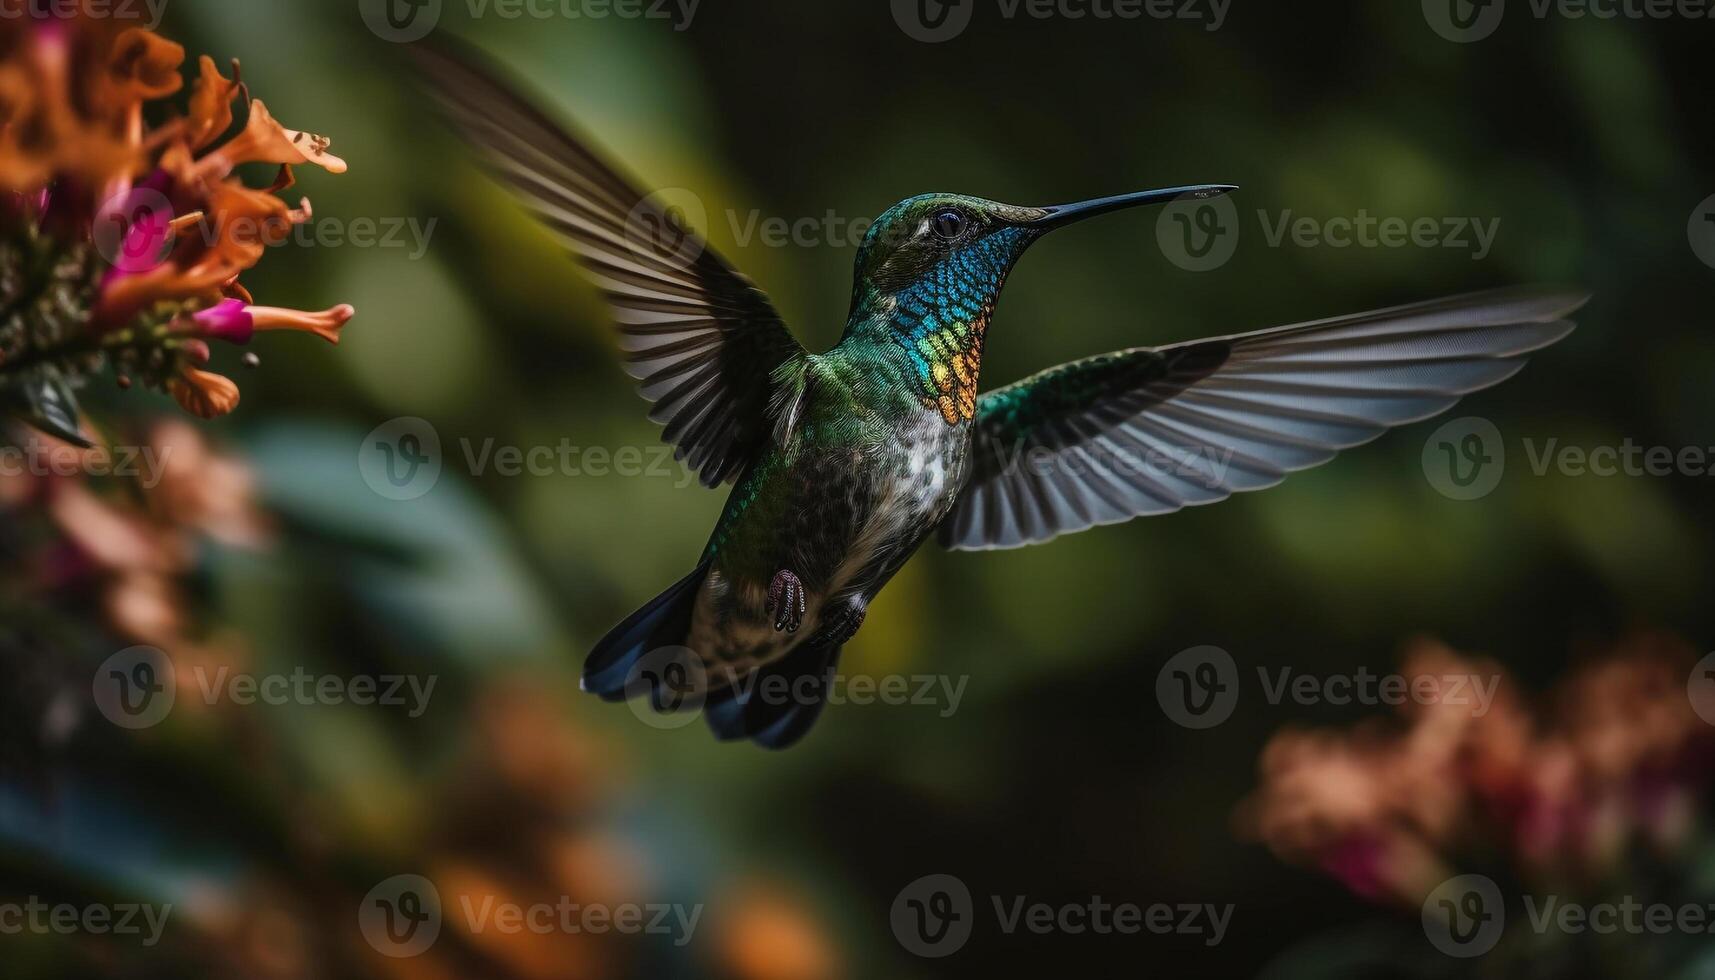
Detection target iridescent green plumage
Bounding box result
[843,198,1042,421]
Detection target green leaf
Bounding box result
[243,423,559,661]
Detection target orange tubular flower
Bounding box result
[0,8,352,429]
[199,99,349,178]
[168,367,241,420]
[98,27,184,114]
[185,56,241,151]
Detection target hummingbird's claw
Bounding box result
[810,595,867,648]
[768,569,806,634]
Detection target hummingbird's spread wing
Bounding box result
[940,287,1588,551]
[410,41,804,487]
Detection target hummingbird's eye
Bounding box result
[930,208,970,241]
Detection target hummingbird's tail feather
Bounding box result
[705,641,843,750]
[582,561,711,701]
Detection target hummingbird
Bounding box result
[412,43,1587,749]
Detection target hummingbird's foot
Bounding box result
[767,569,807,633]
[809,595,867,647]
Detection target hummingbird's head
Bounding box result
[851,193,1046,303]
[848,185,1237,321]
[845,184,1235,424]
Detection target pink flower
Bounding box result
[191,298,254,344]
[189,299,353,346]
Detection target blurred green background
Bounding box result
[5,0,1715,977]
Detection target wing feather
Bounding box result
[410,40,805,487]
[941,287,1586,550]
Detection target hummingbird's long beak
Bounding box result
[1027,184,1237,231]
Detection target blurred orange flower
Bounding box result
[1237,633,1712,905]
